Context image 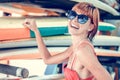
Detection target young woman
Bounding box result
[23,2,112,80]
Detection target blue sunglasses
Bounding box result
[66,10,89,24]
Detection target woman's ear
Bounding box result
[88,24,94,31]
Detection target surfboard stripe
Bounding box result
[0,28,30,41]
[30,26,68,38]
[98,22,116,31]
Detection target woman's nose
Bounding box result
[72,17,78,23]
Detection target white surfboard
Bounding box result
[71,0,119,15]
[0,46,120,60]
[0,35,120,49]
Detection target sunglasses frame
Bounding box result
[66,10,89,24]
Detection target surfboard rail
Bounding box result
[71,0,120,16]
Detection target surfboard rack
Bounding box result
[0,64,29,78]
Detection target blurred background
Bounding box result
[0,0,120,80]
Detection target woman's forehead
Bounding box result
[72,6,93,19]
[72,8,86,14]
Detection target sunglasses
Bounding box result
[66,10,89,24]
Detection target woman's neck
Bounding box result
[71,34,88,48]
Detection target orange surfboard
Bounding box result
[0,28,30,41]
[0,3,59,17]
[12,3,59,16]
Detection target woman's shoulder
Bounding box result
[77,40,95,53]
[78,40,94,48]
[76,40,96,56]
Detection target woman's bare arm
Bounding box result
[34,29,72,64]
[76,44,113,80]
[23,19,73,64]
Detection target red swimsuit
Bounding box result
[64,67,94,80]
[64,40,95,80]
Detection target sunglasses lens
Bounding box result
[66,10,76,20]
[78,15,88,24]
[66,10,89,24]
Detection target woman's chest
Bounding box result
[67,54,85,70]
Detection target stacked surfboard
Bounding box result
[0,15,119,60]
[0,0,119,60]
[0,17,68,41]
[0,16,119,49]
[0,3,59,17]
[0,17,117,41]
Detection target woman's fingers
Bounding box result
[23,18,37,32]
[23,19,31,27]
[25,22,30,25]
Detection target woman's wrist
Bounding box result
[34,29,41,36]
[34,28,39,33]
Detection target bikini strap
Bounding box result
[69,53,76,69]
[69,40,95,69]
[80,40,96,55]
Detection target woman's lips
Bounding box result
[71,24,79,29]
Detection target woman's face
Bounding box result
[68,9,93,36]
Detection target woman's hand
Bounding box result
[23,18,38,32]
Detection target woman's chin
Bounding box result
[69,31,78,35]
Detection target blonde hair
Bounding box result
[72,2,100,41]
